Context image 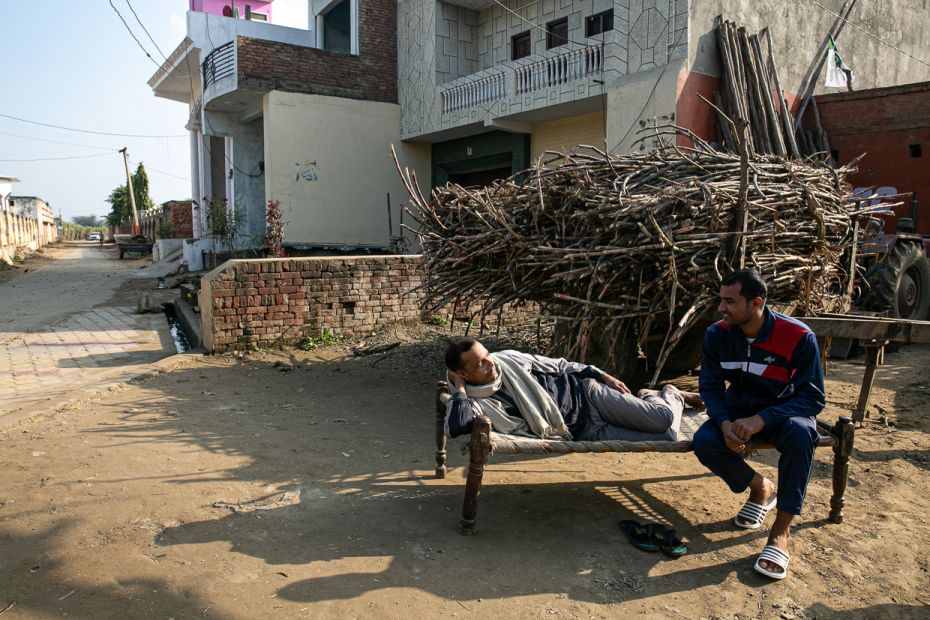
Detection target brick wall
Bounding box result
[167,201,194,239]
[236,0,397,104]
[200,256,428,352]
[816,82,930,235]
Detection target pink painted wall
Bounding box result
[190,0,274,22]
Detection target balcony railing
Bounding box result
[203,41,235,89]
[515,45,603,95]
[441,72,506,113]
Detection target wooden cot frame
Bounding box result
[431,315,930,535]
[434,381,855,535]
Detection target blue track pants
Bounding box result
[692,415,819,515]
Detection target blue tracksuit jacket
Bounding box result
[699,307,825,427]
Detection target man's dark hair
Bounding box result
[721,269,768,301]
[445,337,477,371]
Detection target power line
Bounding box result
[124,0,171,63]
[130,159,190,182]
[0,129,117,151]
[108,0,161,68]
[123,0,192,77]
[0,112,188,138]
[0,152,116,163]
[806,0,930,69]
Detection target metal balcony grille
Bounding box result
[202,41,235,89]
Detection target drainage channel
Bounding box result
[164,306,192,353]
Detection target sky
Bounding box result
[0,1,309,223]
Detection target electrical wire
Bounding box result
[0,129,117,151]
[0,152,116,163]
[123,0,193,77]
[130,159,190,182]
[0,112,188,138]
[806,0,930,69]
[124,0,171,63]
[108,0,162,68]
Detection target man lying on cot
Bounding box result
[443,337,703,442]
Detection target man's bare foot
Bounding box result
[758,513,792,576]
[737,475,776,527]
[677,389,705,410]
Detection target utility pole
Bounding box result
[119,147,141,236]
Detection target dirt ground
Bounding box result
[0,320,928,619]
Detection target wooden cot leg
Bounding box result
[434,382,449,479]
[853,344,883,424]
[460,417,491,535]
[829,416,855,524]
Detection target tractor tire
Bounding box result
[861,242,930,320]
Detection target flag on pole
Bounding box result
[825,35,854,88]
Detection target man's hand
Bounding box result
[720,420,746,454]
[600,373,630,394]
[447,369,467,393]
[731,414,765,441]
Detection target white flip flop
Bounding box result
[754,544,790,580]
[734,494,777,529]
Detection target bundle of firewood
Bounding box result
[394,138,887,381]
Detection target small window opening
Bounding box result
[546,18,568,49]
[512,31,531,60]
[909,144,922,158]
[585,10,613,37]
[343,301,355,314]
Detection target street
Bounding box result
[0,242,177,427]
[0,259,928,617]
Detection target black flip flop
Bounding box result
[652,524,688,558]
[618,519,659,552]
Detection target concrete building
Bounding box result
[0,176,17,212]
[8,196,57,248]
[398,0,930,181]
[149,0,430,271]
[816,80,930,236]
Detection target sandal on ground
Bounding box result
[754,544,790,580]
[618,519,659,552]
[652,524,688,558]
[734,494,777,530]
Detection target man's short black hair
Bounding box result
[721,269,768,301]
[445,337,477,371]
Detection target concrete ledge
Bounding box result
[169,298,202,349]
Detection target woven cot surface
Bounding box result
[487,409,710,455]
[482,410,836,455]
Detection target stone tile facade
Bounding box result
[399,0,689,141]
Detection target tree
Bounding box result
[105,163,153,226]
[71,215,101,227]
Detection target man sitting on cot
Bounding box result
[444,337,703,442]
[694,269,825,580]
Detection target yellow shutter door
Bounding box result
[530,111,606,162]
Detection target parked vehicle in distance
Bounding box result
[87,232,103,241]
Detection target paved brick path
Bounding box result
[0,243,177,425]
